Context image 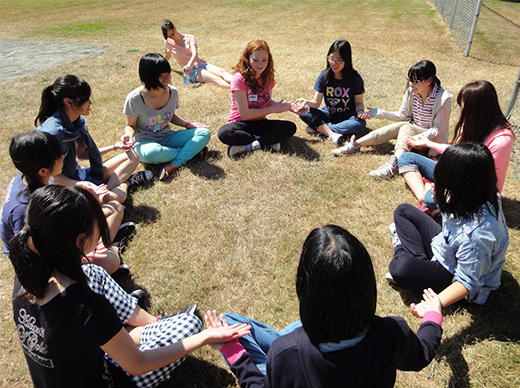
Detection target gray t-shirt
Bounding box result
[123,85,180,142]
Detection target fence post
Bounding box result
[464,0,483,57]
[505,66,520,120]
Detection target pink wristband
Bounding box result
[423,311,443,326]
[220,339,246,365]
[184,122,191,129]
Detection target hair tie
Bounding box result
[22,224,31,233]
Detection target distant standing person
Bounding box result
[161,19,233,88]
[218,39,301,157]
[294,40,367,146]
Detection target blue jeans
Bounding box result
[398,152,437,208]
[223,313,301,375]
[134,128,210,166]
[299,107,366,136]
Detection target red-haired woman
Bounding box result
[218,39,301,157]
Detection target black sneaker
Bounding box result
[113,222,136,253]
[129,289,146,306]
[156,303,197,321]
[128,170,153,187]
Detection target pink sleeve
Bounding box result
[230,72,247,93]
[422,311,443,326]
[220,339,247,365]
[186,34,197,49]
[435,143,450,154]
[485,127,515,193]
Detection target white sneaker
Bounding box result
[332,135,361,156]
[370,156,398,179]
[388,222,401,247]
[306,126,318,135]
[328,132,344,145]
[267,143,281,152]
[385,272,396,284]
[228,144,250,157]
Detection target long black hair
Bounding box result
[324,40,357,86]
[35,74,91,126]
[9,186,111,300]
[296,225,376,345]
[434,142,498,219]
[9,131,63,194]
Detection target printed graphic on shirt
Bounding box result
[248,89,271,109]
[325,86,351,115]
[16,308,54,368]
[145,112,173,132]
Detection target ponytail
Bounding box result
[9,186,111,301]
[9,131,63,195]
[34,75,91,126]
[10,228,52,299]
[35,86,58,126]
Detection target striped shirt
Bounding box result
[411,85,439,129]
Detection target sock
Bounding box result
[249,140,261,151]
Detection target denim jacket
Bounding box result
[431,196,509,304]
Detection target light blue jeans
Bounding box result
[398,152,436,208]
[134,128,210,166]
[223,313,301,375]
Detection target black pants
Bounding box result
[389,203,453,292]
[218,119,296,146]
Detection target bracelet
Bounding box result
[113,144,116,151]
[184,122,191,129]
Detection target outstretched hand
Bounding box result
[290,99,309,115]
[204,310,251,350]
[410,288,443,318]
[405,135,429,148]
[358,107,374,120]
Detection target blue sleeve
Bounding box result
[351,72,365,95]
[314,71,326,93]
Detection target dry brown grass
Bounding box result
[1,0,520,387]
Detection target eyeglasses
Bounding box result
[327,56,344,65]
[408,78,425,85]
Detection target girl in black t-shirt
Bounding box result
[10,185,251,387]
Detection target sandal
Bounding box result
[159,162,178,181]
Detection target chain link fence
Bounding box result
[430,0,481,55]
[506,69,520,178]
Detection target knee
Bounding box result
[194,127,211,142]
[218,125,233,144]
[394,203,415,222]
[397,152,419,173]
[125,150,140,166]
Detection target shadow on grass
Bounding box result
[173,70,204,89]
[436,271,520,388]
[283,135,321,161]
[501,196,520,229]
[389,270,520,387]
[185,150,226,180]
[157,355,236,388]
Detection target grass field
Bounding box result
[1,0,520,386]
